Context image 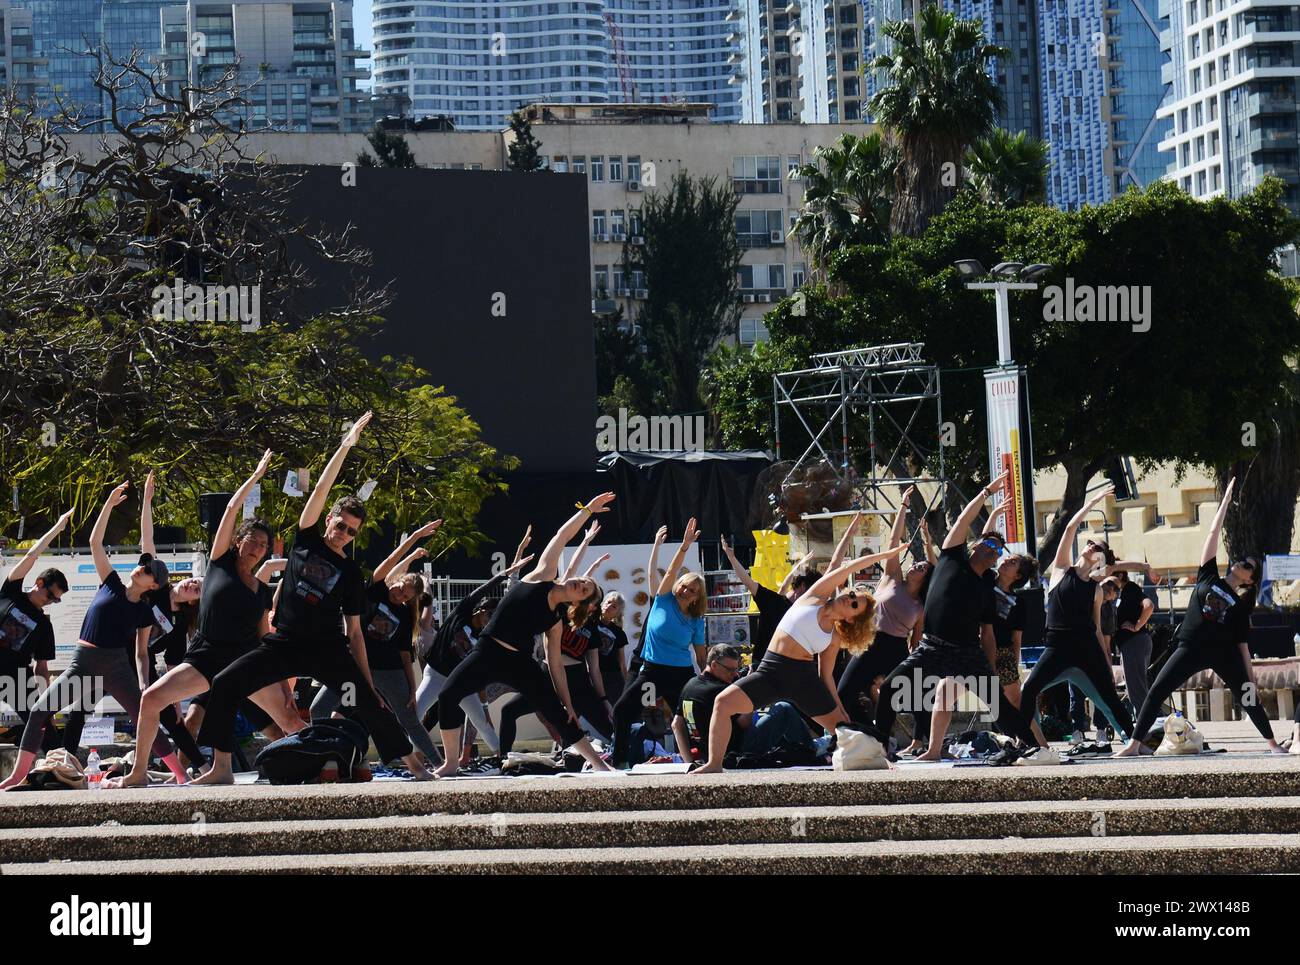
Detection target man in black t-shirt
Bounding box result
[872,474,1041,758]
[196,412,435,783]
[0,510,71,751]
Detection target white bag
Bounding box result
[1154,714,1204,756]
[832,725,889,770]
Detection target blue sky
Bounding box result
[354,0,373,52]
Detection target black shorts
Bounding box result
[183,635,255,685]
[735,652,837,718]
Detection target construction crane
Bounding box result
[603,13,638,103]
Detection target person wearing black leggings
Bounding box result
[431,494,619,777]
[837,488,932,744]
[1118,477,1285,756]
[194,413,434,783]
[1016,484,1152,749]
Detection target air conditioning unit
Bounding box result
[770,229,784,243]
[616,287,633,296]
[594,232,608,242]
[612,229,626,239]
[742,293,756,303]
[630,235,645,245]
[759,292,773,302]
[627,180,642,191]
[633,288,648,298]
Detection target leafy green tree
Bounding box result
[869,5,1006,236]
[964,128,1048,207]
[357,125,418,168]
[506,110,545,172]
[791,132,896,281]
[621,172,743,415]
[710,180,1300,565]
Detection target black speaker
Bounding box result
[153,525,187,546]
[198,493,234,542]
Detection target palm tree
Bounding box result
[965,128,1049,206]
[868,5,1007,236]
[791,131,896,280]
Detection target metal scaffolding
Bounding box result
[772,342,949,518]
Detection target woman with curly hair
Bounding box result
[690,544,906,774]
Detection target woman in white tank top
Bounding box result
[690,542,906,774]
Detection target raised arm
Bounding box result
[582,553,611,580]
[1201,477,1235,567]
[512,525,533,567]
[920,517,937,567]
[1052,483,1114,575]
[883,489,914,582]
[777,553,816,597]
[213,449,274,560]
[372,519,442,584]
[530,493,615,580]
[300,411,372,531]
[390,548,428,580]
[1103,560,1161,582]
[255,558,287,585]
[830,511,864,573]
[562,520,601,581]
[5,509,74,584]
[91,482,131,581]
[656,518,699,596]
[803,545,906,602]
[647,525,667,584]
[720,535,760,596]
[140,471,157,556]
[944,472,1009,550]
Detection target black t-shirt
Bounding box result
[145,592,191,666]
[752,584,793,662]
[362,581,414,671]
[424,572,507,673]
[0,578,55,672]
[198,548,274,647]
[924,544,995,647]
[1177,560,1253,650]
[989,580,1024,651]
[678,671,744,755]
[596,622,629,673]
[79,571,154,650]
[1046,567,1097,632]
[481,579,560,649]
[1114,581,1148,646]
[274,526,365,643]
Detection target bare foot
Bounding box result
[915,748,944,762]
[1115,741,1152,758]
[111,772,150,789]
[432,761,459,779]
[189,766,235,786]
[690,762,723,775]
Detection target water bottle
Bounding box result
[86,749,102,788]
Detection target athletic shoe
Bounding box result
[1065,741,1095,758]
[987,746,1023,766]
[1015,746,1065,766]
[1071,730,1086,745]
[1089,741,1113,756]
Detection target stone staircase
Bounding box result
[3,750,1299,874]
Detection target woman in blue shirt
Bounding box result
[611,518,706,767]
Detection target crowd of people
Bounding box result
[1,417,1298,789]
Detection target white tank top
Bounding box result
[775,603,835,655]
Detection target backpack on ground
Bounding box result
[255,717,371,784]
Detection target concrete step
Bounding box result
[5,756,1299,830]
[3,796,1298,864]
[9,833,1300,875]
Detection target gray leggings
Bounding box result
[311,668,442,763]
[1117,631,1152,715]
[414,663,500,753]
[20,645,172,759]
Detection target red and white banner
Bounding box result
[985,367,1031,556]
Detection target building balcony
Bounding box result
[1248,90,1298,114]
[1256,162,1300,181]
[1249,127,1299,151]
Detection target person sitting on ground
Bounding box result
[671,644,814,764]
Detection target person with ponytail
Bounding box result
[1118,478,1286,756]
[691,544,908,774]
[311,521,444,767]
[430,494,619,777]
